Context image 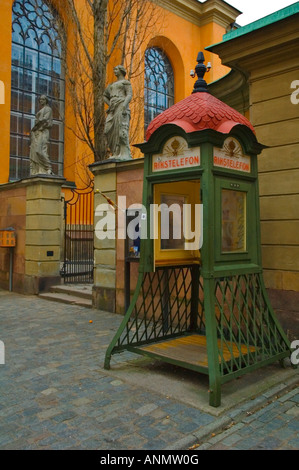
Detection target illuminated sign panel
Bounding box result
[214,138,251,173]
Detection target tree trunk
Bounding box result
[93,0,108,161]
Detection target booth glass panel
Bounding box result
[160,194,186,251]
[153,180,201,267]
[221,189,247,253]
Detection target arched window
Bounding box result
[10,0,65,180]
[144,47,174,134]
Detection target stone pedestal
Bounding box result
[24,175,65,293]
[90,161,117,312]
[90,158,145,313]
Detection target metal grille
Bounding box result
[117,266,205,349]
[214,273,290,376]
[62,184,94,284]
[106,268,290,377]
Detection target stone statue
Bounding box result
[104,65,133,160]
[30,95,54,175]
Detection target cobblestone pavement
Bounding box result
[0,290,298,450]
[194,387,299,450]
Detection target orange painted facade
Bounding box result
[0,0,240,187]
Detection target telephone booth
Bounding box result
[104,53,291,407]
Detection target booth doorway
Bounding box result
[153,179,201,267]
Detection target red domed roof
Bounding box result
[146,92,255,141]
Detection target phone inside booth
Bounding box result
[153,180,201,267]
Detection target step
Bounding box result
[38,292,92,308]
[49,284,93,300]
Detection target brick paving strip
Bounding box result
[0,290,298,450]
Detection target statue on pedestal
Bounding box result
[104,65,133,160]
[30,95,54,175]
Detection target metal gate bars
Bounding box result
[61,183,94,284]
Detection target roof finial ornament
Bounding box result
[191,52,211,94]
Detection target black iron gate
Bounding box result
[61,183,94,284]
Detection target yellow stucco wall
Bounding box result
[0,0,13,184]
[0,0,232,186]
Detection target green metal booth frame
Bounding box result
[104,53,291,407]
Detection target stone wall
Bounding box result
[116,162,144,314]
[250,68,299,295]
[249,50,299,341]
[91,158,144,313]
[0,176,65,294]
[206,11,299,340]
[0,183,26,292]
[24,177,65,294]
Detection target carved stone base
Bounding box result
[92,285,116,313]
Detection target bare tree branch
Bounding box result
[55,0,163,166]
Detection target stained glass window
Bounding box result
[10,0,65,180]
[144,47,174,134]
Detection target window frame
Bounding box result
[144,47,174,135]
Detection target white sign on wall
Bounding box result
[153,136,200,172]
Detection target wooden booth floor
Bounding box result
[138,334,256,369]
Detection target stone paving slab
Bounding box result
[0,289,298,450]
[195,390,299,451]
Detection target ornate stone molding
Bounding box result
[208,69,249,115]
[155,0,241,28]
